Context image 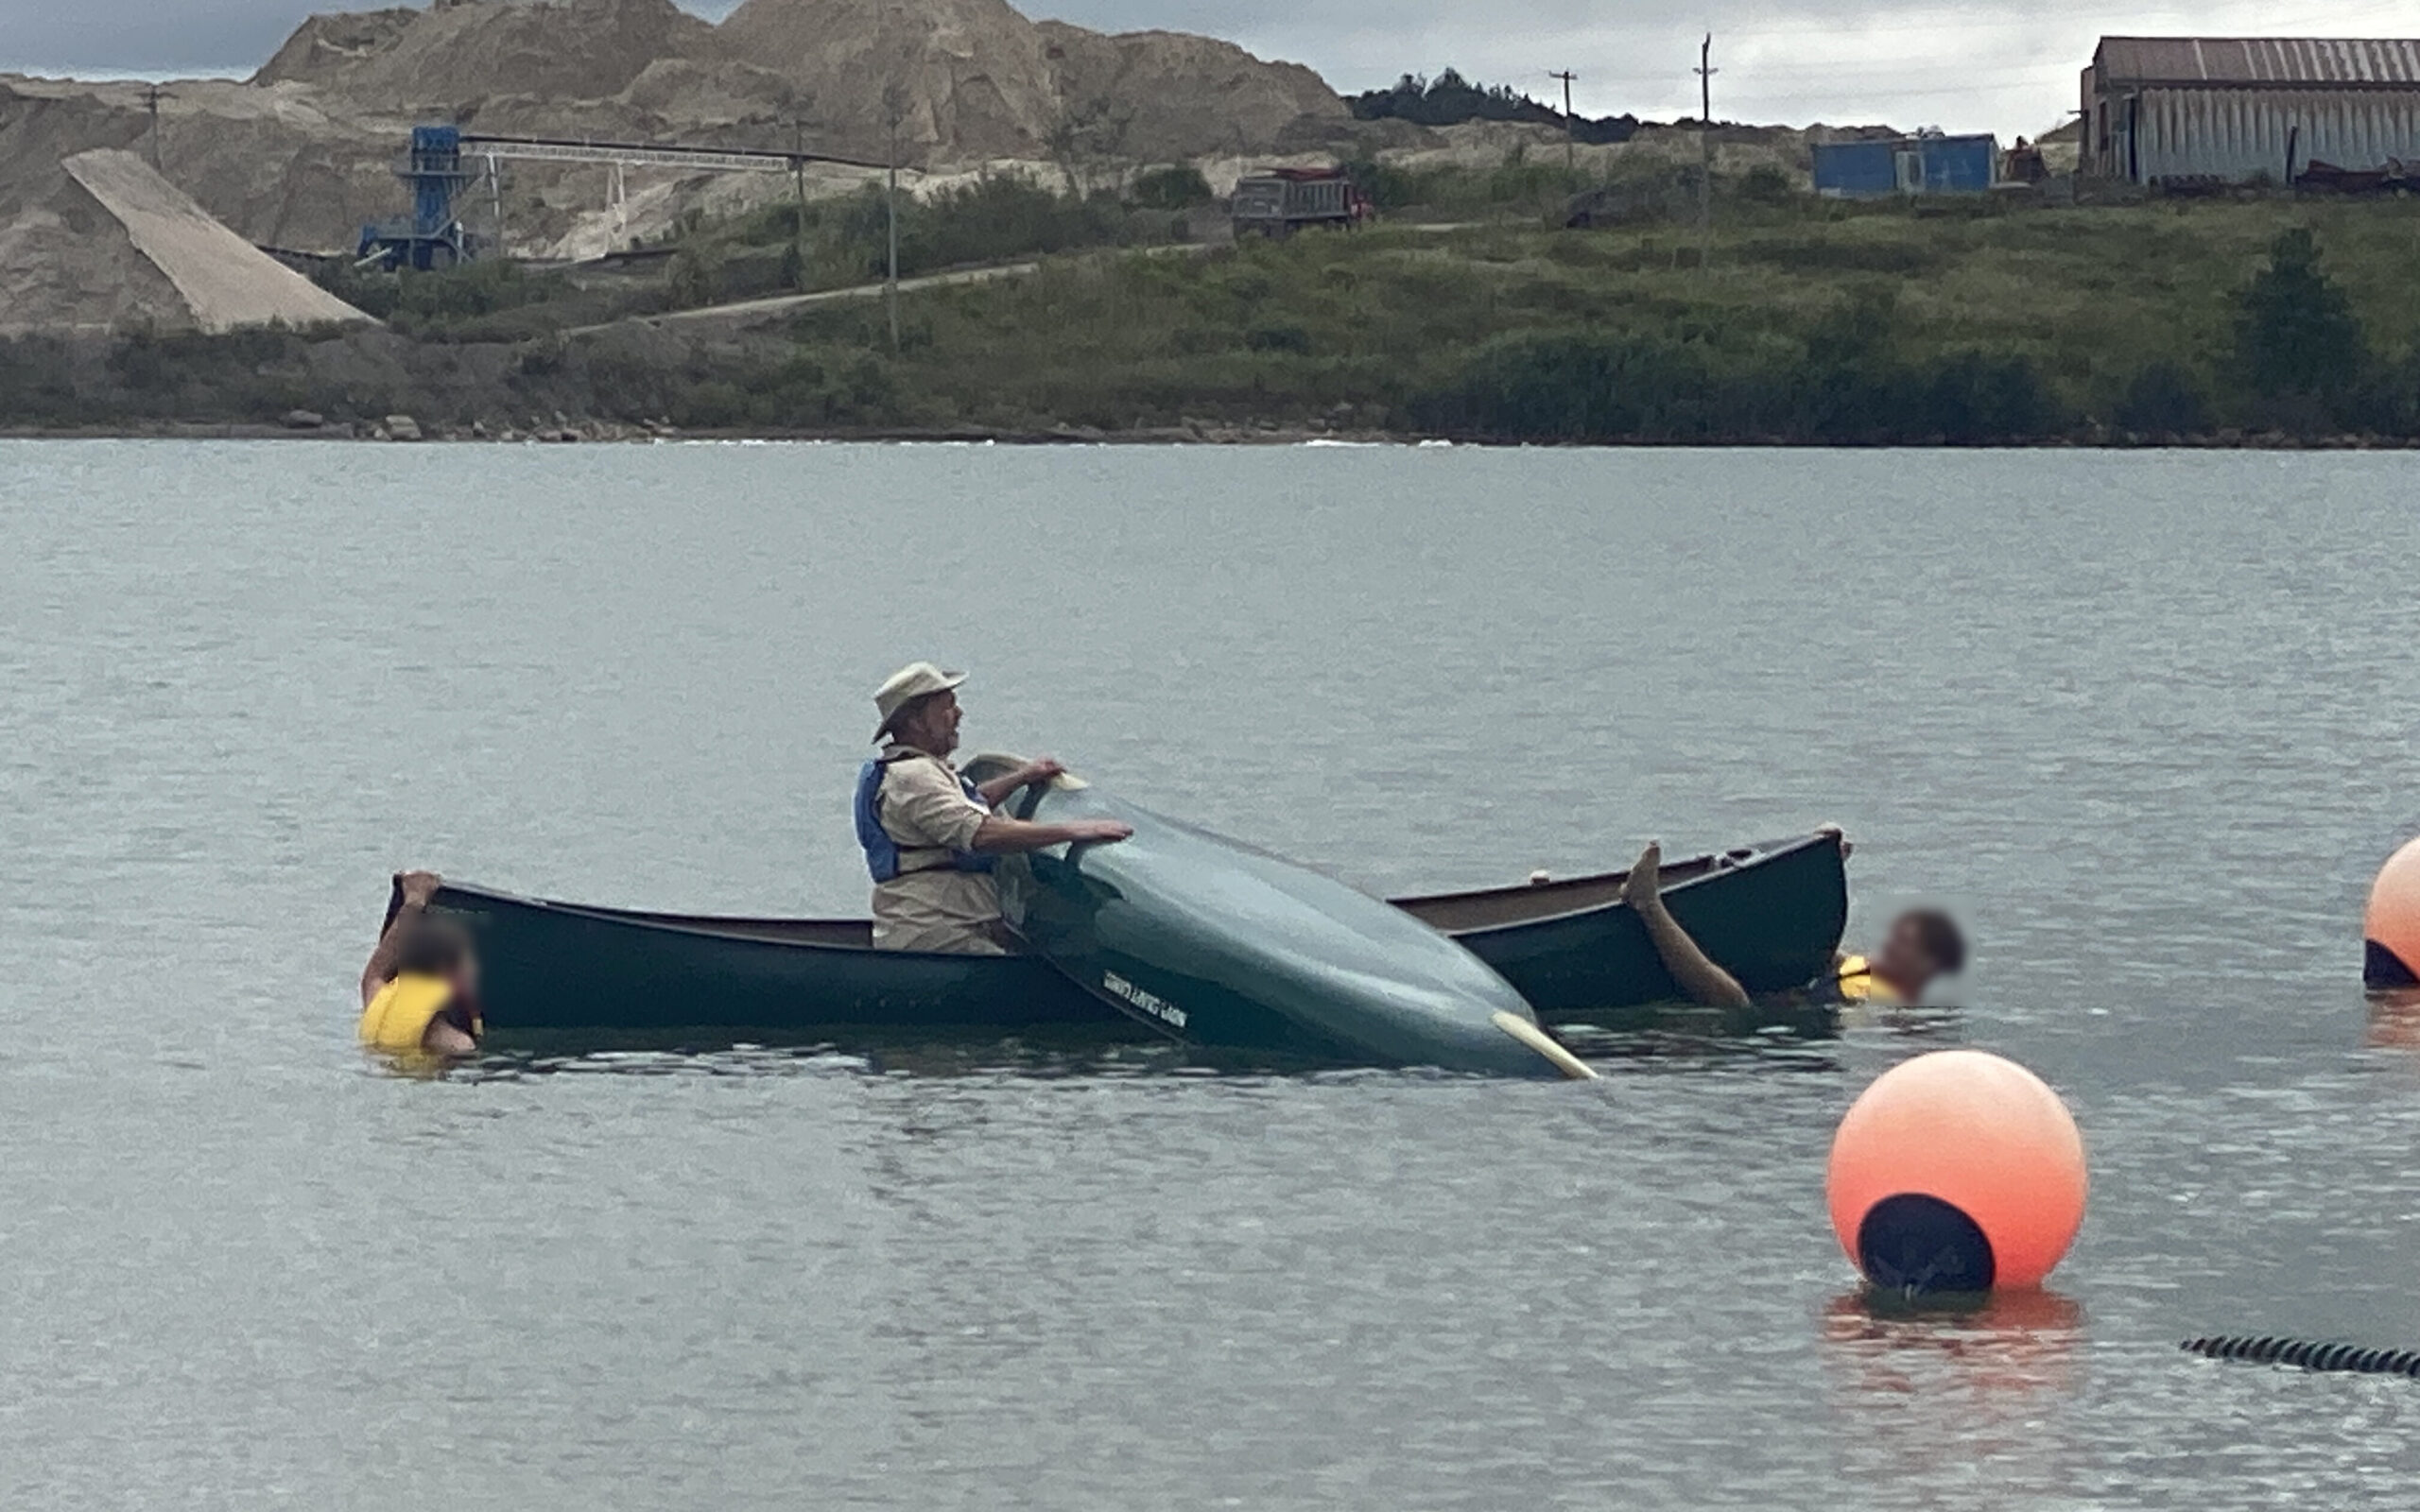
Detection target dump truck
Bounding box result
[1230,167,1374,238]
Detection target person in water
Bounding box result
[358,870,482,1057]
[1621,841,1965,1008]
[858,662,1133,954]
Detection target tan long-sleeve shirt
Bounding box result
[869,746,1008,954]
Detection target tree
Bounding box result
[2233,227,2369,403]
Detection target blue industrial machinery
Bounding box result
[358,125,477,271]
[354,125,892,272]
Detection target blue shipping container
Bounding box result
[1812,133,1999,197]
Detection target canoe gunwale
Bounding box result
[1395,832,1844,936]
[418,829,1845,954]
[417,884,964,959]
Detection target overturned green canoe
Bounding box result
[994,778,1576,1076]
[397,831,1844,1048]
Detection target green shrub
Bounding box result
[1411,331,1732,440]
[2116,360,2209,435]
[1738,164,1796,206]
[1736,235,1945,276]
[1244,323,1314,354]
[1912,351,2062,443]
[1130,165,1215,210]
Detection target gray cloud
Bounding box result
[9,0,2408,137]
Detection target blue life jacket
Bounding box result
[855,756,997,884]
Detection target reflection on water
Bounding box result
[1822,1287,2086,1389]
[459,1005,1927,1082]
[458,1028,1189,1081]
[2362,990,2420,1054]
[1821,1290,2087,1493]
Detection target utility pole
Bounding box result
[885,104,902,354]
[143,84,165,171]
[789,117,809,290]
[486,152,505,257]
[1694,35,1717,267]
[1547,70,1578,173]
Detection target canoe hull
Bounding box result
[408,832,1848,1046]
[1402,832,1850,1017]
[996,782,1562,1076]
[416,886,1099,1037]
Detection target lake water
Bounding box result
[6,439,2420,1508]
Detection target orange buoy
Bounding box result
[1827,1050,2087,1295]
[2364,837,2420,989]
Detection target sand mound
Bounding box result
[0,76,412,257]
[255,0,714,113]
[249,0,1344,166]
[0,175,191,336]
[1034,24,1343,164]
[60,150,374,333]
[0,146,373,335]
[710,0,1061,162]
[251,8,421,86]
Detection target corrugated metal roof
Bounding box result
[2097,37,2420,87]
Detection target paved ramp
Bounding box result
[61,149,373,335]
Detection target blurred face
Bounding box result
[899,690,962,756]
[449,952,481,1003]
[1873,915,1943,995]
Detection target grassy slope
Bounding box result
[9,190,2418,439]
[761,197,2420,436]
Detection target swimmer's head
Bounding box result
[1875,908,1965,998]
[390,915,479,1002]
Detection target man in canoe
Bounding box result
[1621,842,1965,1009]
[358,869,482,1057]
[858,662,1133,954]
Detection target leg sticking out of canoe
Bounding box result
[857,662,1132,955]
[359,870,483,1057]
[1623,844,1965,1008]
[1622,844,1754,1010]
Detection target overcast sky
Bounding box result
[11,0,2417,138]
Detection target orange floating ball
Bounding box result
[2364,837,2420,989]
[1827,1050,2087,1295]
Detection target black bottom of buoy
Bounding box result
[1858,1194,1996,1296]
[2365,939,2419,990]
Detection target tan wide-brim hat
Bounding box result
[873,661,967,742]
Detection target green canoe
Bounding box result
[1397,831,1849,1013]
[993,778,1572,1076]
[393,831,1845,1051]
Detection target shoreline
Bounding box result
[6,420,2420,450]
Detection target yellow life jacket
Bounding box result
[1834,954,1906,1006]
[358,972,470,1055]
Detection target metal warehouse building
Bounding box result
[2082,36,2420,184]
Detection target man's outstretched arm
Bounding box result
[1623,844,1752,1009]
[970,814,1132,855]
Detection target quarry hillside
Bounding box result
[0,0,1891,339]
[0,0,1349,268]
